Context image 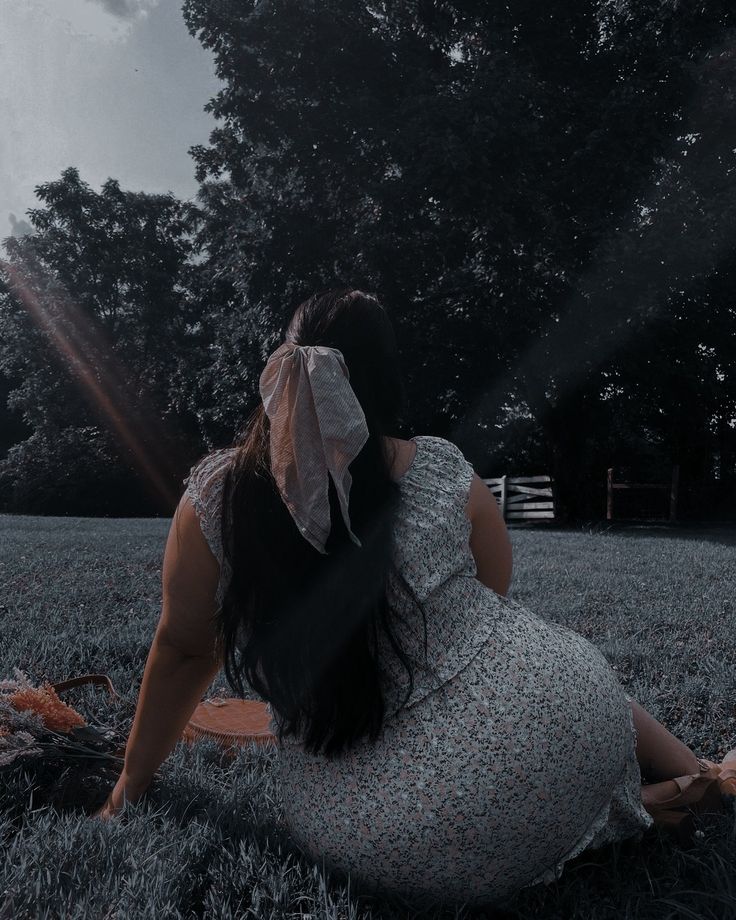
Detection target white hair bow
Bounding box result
[258,342,370,554]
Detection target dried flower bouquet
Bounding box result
[0,668,127,774]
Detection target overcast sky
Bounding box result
[0,0,224,254]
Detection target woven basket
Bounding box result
[181,697,277,757]
[50,674,277,762]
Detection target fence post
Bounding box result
[670,465,680,522]
[607,468,614,520]
[500,474,507,521]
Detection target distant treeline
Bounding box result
[1,1,735,521]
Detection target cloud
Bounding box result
[8,214,33,239]
[85,0,156,20]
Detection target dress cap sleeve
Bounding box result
[183,449,238,607]
[417,436,475,511]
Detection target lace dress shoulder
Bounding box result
[182,447,238,606]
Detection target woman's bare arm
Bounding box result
[465,473,513,597]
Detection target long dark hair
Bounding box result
[215,288,427,758]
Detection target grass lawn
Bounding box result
[1,514,735,919]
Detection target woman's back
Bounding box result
[186,435,508,712]
[184,434,653,909]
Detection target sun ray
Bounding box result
[1,257,182,512]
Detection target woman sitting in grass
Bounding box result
[95,288,736,911]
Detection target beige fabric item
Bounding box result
[258,341,369,554]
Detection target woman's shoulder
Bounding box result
[184,446,238,485]
[411,436,475,494]
[183,447,239,515]
[414,435,468,461]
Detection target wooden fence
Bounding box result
[606,466,680,522]
[482,475,556,523]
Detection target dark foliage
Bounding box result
[0,4,735,518]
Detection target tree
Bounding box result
[181,0,736,518]
[3,3,736,519]
[0,168,202,515]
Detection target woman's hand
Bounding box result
[90,771,150,820]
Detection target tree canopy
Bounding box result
[0,168,202,514]
[1,2,735,519]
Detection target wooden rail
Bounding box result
[482,475,556,522]
[606,466,679,522]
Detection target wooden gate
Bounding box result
[482,475,556,523]
[606,466,679,522]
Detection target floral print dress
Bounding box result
[184,435,653,910]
